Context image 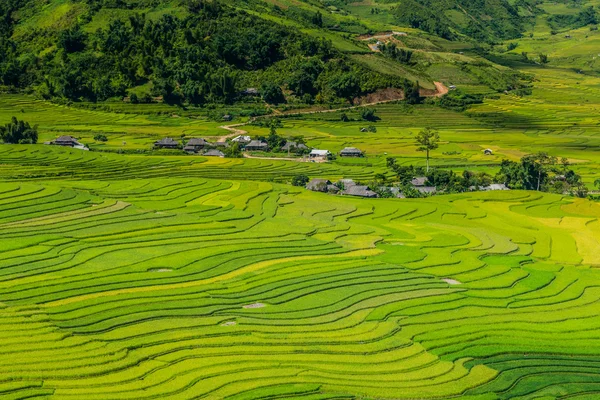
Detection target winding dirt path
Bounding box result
[217,123,250,142]
[216,82,447,141]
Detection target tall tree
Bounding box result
[415,127,439,172]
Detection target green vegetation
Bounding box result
[0,0,600,398]
[0,116,38,143]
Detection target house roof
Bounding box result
[155,137,179,145]
[411,177,428,187]
[338,179,356,188]
[416,186,437,194]
[231,135,251,143]
[389,187,405,198]
[484,148,493,153]
[203,149,225,157]
[342,185,378,198]
[310,149,330,156]
[246,140,268,148]
[214,141,230,147]
[306,178,331,191]
[484,183,509,191]
[55,135,78,142]
[243,88,260,95]
[281,141,308,150]
[187,138,209,146]
[340,147,362,155]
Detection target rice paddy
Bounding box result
[1,175,600,399]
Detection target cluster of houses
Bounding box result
[305,176,508,199]
[155,135,365,161]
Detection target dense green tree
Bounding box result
[261,82,285,104]
[0,117,38,144]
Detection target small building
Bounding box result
[231,135,251,144]
[339,147,363,157]
[52,135,82,147]
[306,179,332,192]
[338,179,356,189]
[281,141,308,152]
[389,187,405,198]
[417,186,437,195]
[309,149,331,160]
[342,185,378,198]
[360,128,368,132]
[183,138,210,153]
[483,183,509,191]
[223,115,233,122]
[411,177,428,187]
[449,85,457,90]
[242,88,260,96]
[154,137,179,149]
[203,149,225,158]
[214,141,230,148]
[245,140,269,151]
[484,148,493,155]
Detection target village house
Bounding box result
[222,115,233,122]
[342,185,378,198]
[309,149,331,161]
[338,179,356,190]
[411,177,428,187]
[154,138,179,149]
[281,141,308,152]
[183,138,210,153]
[484,183,509,191]
[484,148,493,155]
[417,186,437,195]
[339,147,363,157]
[52,135,82,147]
[306,179,332,192]
[214,141,230,148]
[245,140,269,151]
[231,135,251,144]
[242,88,260,96]
[203,149,225,157]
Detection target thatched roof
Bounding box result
[342,185,378,198]
[306,179,331,192]
[411,177,427,187]
[339,147,363,156]
[281,141,308,151]
[155,137,179,146]
[203,149,225,157]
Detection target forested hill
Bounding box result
[0,0,597,107]
[0,0,413,105]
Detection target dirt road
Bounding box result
[215,82,447,140]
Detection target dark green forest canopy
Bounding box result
[0,0,409,104]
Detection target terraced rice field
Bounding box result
[1,173,600,399]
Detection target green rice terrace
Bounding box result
[3,0,600,398]
[2,177,600,400]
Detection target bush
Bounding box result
[94,134,108,142]
[261,82,286,105]
[291,174,309,187]
[360,108,378,122]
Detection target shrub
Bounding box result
[291,174,309,187]
[94,134,108,142]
